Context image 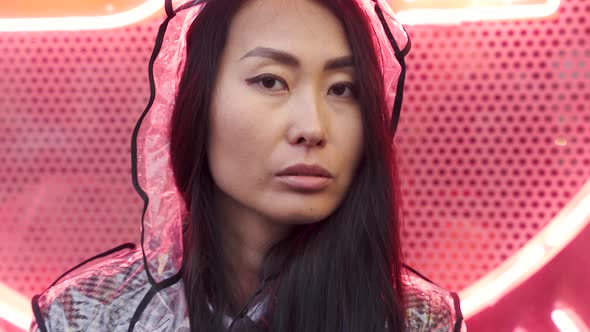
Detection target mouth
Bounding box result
[275,163,334,192]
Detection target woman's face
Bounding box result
[208,0,364,224]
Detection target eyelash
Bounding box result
[245,74,288,92]
[330,82,357,99]
[245,74,357,99]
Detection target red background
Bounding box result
[0,0,588,330]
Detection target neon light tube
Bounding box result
[0,0,163,31]
[0,282,31,331]
[459,177,590,318]
[395,0,560,25]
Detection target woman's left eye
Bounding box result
[246,74,288,92]
[328,83,357,98]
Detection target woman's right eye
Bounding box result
[246,74,289,92]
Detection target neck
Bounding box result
[213,187,294,314]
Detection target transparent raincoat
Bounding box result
[30,0,466,331]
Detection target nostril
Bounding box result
[296,136,324,146]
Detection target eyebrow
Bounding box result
[240,46,354,71]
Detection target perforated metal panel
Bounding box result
[397,0,589,291]
[0,0,588,302]
[0,26,156,297]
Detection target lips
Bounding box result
[275,164,333,178]
[275,163,334,192]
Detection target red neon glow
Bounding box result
[0,0,562,31]
[552,307,590,332]
[0,282,30,331]
[0,0,147,18]
[459,178,590,318]
[0,0,163,31]
[391,0,561,24]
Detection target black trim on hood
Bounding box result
[373,3,412,139]
[48,243,136,289]
[31,242,136,332]
[451,291,465,332]
[129,0,179,289]
[127,2,187,329]
[130,0,209,294]
[127,271,183,332]
[402,263,437,286]
[403,264,465,331]
[31,295,48,332]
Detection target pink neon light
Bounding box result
[0,0,163,31]
[459,178,590,318]
[0,0,562,32]
[0,282,30,331]
[552,308,590,332]
[395,0,561,25]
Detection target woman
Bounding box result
[31,0,466,331]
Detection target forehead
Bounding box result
[226,0,352,60]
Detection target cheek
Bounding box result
[210,112,259,161]
[351,114,364,162]
[207,84,276,193]
[336,110,364,176]
[209,111,260,184]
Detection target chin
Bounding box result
[255,190,346,225]
[267,205,337,225]
[286,215,327,225]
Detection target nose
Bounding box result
[286,89,327,148]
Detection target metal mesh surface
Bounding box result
[0,0,588,299]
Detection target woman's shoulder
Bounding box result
[402,267,466,332]
[30,244,151,332]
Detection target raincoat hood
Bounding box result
[30,0,466,331]
[133,0,410,287]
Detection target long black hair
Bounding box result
[169,0,407,330]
